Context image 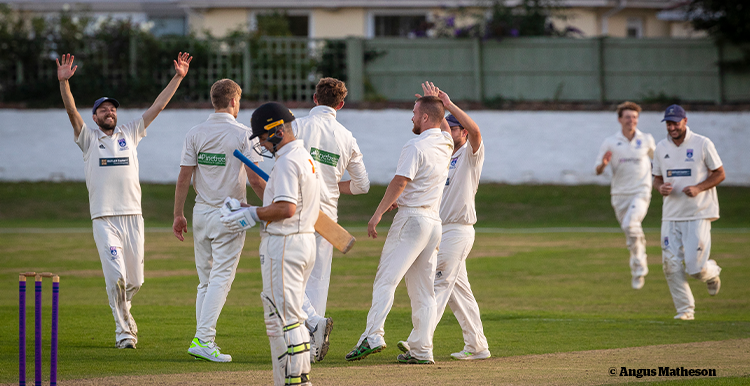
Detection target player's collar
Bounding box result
[97,125,121,139]
[669,126,692,146]
[419,128,441,137]
[310,105,336,118]
[208,112,236,121]
[274,139,303,158]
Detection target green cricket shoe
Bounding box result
[345,338,385,361]
[188,338,232,362]
[397,352,434,364]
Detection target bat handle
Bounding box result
[233,149,269,181]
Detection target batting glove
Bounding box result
[221,206,260,232]
[220,197,243,217]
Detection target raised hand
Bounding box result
[173,52,192,78]
[56,54,77,81]
[437,89,452,108]
[415,81,440,98]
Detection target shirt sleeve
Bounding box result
[652,145,663,176]
[594,139,609,171]
[395,143,420,180]
[346,138,370,195]
[180,133,197,167]
[271,158,300,205]
[468,140,484,165]
[74,123,92,154]
[704,138,723,171]
[647,134,656,159]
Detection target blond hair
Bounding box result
[210,79,242,110]
[617,101,642,117]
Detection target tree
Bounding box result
[688,0,750,45]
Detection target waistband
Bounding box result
[194,202,223,210]
[396,206,440,221]
[441,223,474,232]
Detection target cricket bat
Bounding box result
[233,150,356,254]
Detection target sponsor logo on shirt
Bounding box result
[99,144,106,149]
[664,154,670,159]
[100,157,129,166]
[310,147,340,167]
[445,178,450,186]
[666,169,691,177]
[197,152,226,166]
[619,158,641,164]
[118,138,129,150]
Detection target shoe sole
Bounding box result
[398,358,434,365]
[397,341,409,353]
[316,318,334,362]
[451,354,491,360]
[188,352,231,363]
[345,345,384,362]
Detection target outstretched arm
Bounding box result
[438,89,481,152]
[57,54,84,137]
[142,52,192,128]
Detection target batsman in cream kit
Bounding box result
[57,52,193,349]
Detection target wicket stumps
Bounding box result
[19,272,59,386]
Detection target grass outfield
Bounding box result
[1,183,749,384]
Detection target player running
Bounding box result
[346,82,453,365]
[397,86,491,361]
[293,77,370,362]
[222,102,319,385]
[57,52,191,349]
[595,102,656,289]
[652,104,725,321]
[173,79,265,362]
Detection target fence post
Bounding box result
[15,60,23,84]
[473,38,484,102]
[243,39,252,95]
[597,37,606,103]
[345,37,364,102]
[129,33,137,78]
[716,40,725,105]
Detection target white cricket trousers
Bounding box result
[358,207,442,361]
[302,233,334,330]
[611,193,650,278]
[662,219,721,315]
[260,233,316,386]
[192,204,246,342]
[407,224,489,354]
[92,215,144,344]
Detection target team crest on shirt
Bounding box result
[685,149,694,161]
[109,247,118,260]
[635,139,642,149]
[118,138,129,151]
[450,157,458,169]
[663,237,669,248]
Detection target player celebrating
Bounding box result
[346,82,453,365]
[293,77,370,362]
[173,79,265,362]
[397,87,490,361]
[652,105,725,321]
[222,102,319,385]
[57,52,191,349]
[594,102,656,290]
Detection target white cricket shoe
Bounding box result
[674,312,694,321]
[451,349,491,360]
[397,341,410,353]
[116,338,136,349]
[707,276,721,296]
[188,338,232,362]
[310,317,333,363]
[632,275,645,290]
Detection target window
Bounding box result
[287,15,309,37]
[626,17,643,38]
[150,17,186,36]
[374,15,429,37]
[250,11,310,37]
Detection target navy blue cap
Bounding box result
[92,97,120,115]
[445,114,462,128]
[250,102,295,140]
[662,104,686,122]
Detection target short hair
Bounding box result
[617,101,642,117]
[415,96,444,123]
[315,77,348,107]
[210,79,242,110]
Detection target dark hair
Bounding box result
[315,77,348,107]
[617,101,642,117]
[415,96,444,123]
[210,79,242,110]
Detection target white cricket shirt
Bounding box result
[395,128,454,216]
[262,140,321,235]
[440,140,485,225]
[292,105,370,221]
[595,129,655,195]
[75,118,146,219]
[180,113,262,207]
[652,127,723,221]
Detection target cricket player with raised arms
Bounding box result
[397,86,491,360]
[595,102,656,289]
[346,82,453,365]
[293,77,370,362]
[173,78,265,362]
[652,104,725,321]
[221,102,320,385]
[57,52,191,349]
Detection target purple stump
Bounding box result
[19,277,26,386]
[51,279,59,386]
[34,278,41,386]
